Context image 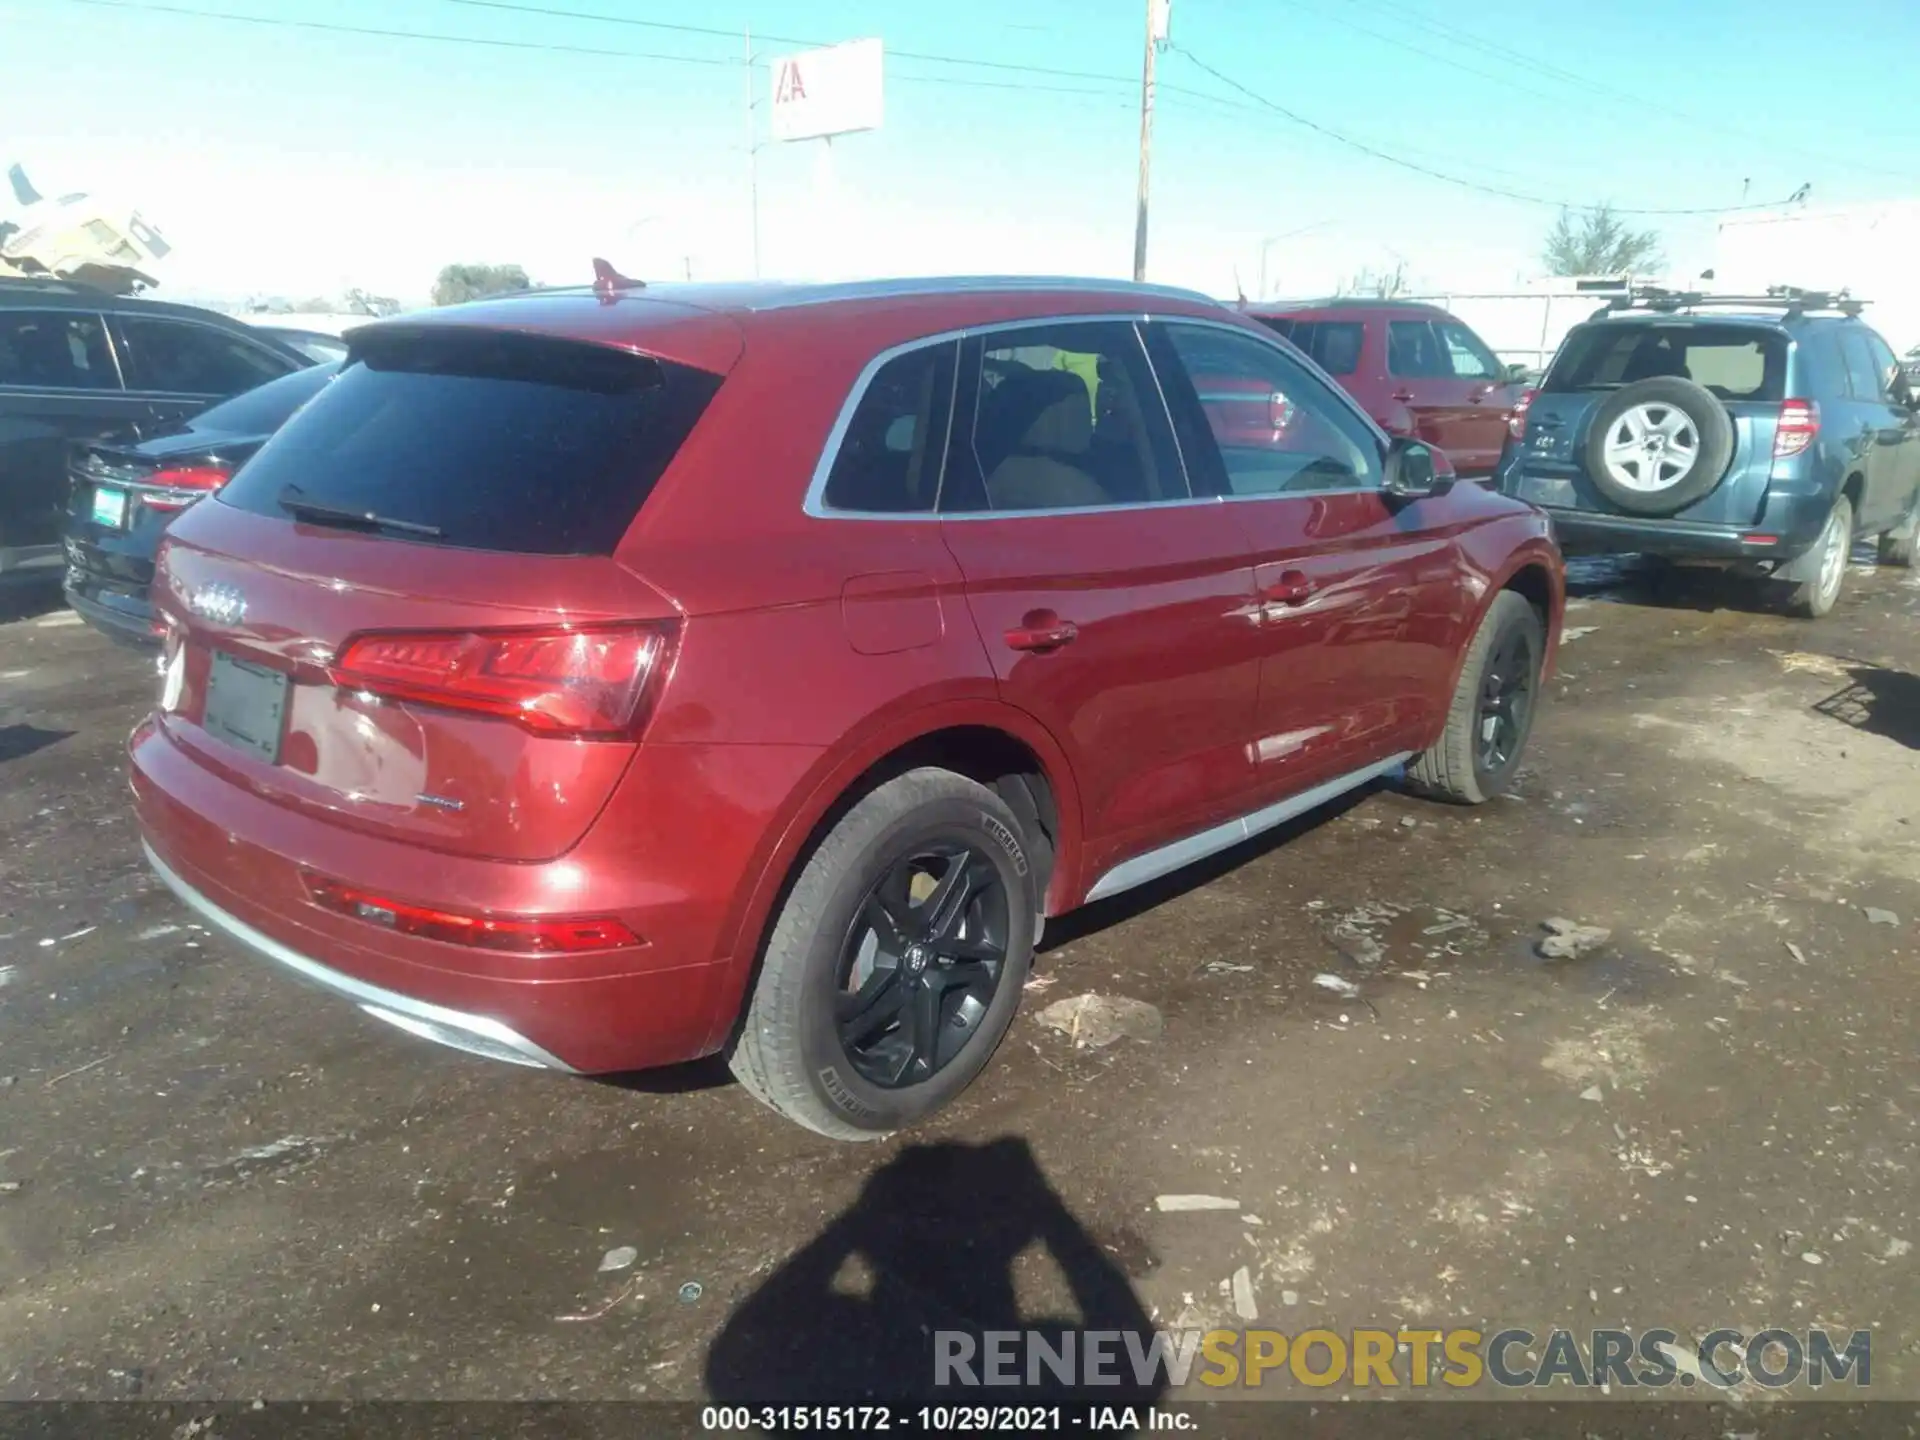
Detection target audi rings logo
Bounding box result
[187,583,248,626]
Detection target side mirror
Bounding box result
[1383,437,1453,500]
[1503,362,1534,386]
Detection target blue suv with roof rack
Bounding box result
[1495,286,1920,617]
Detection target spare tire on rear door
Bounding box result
[1582,376,1735,516]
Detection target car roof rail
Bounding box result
[1595,283,1867,321]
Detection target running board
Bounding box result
[1082,754,1413,905]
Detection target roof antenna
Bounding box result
[1231,263,1248,306]
[591,256,645,302]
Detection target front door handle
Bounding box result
[1391,389,1417,403]
[1260,571,1315,606]
[1005,612,1079,652]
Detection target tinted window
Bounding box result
[821,342,955,513]
[1268,319,1363,376]
[943,321,1183,513]
[0,311,118,390]
[1844,330,1904,402]
[218,330,723,555]
[1439,322,1500,379]
[1545,323,1786,401]
[116,316,296,396]
[185,360,341,436]
[1387,321,1449,378]
[1159,323,1381,496]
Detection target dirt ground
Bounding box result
[2,552,1918,1420]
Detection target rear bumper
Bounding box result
[131,714,814,1074]
[1541,491,1829,562]
[144,841,574,1071]
[65,582,159,648]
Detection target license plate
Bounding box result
[203,650,289,764]
[1519,475,1577,509]
[91,486,128,529]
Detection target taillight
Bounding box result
[1774,399,1819,459]
[328,621,677,739]
[140,464,232,512]
[303,872,641,954]
[1508,388,1537,441]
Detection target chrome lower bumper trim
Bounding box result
[142,841,576,1073]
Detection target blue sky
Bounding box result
[5,0,1917,302]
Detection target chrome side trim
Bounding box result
[141,842,577,1073]
[801,312,1396,523]
[1082,753,1412,905]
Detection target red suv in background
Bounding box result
[134,274,1563,1140]
[1247,299,1526,478]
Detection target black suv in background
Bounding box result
[0,279,311,590]
[1497,289,1920,617]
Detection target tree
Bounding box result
[1542,205,1665,277]
[431,263,532,307]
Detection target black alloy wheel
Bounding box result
[1476,624,1538,778]
[834,843,1011,1089]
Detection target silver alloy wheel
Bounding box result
[1602,403,1701,493]
[1813,504,1848,610]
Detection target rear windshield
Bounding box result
[1259,318,1362,376]
[186,360,341,437]
[217,329,722,554]
[1545,322,1787,402]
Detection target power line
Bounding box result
[1331,0,1909,182]
[55,0,1143,106]
[432,0,1143,86]
[1168,42,1807,217]
[62,0,739,64]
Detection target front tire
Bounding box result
[1784,494,1853,619]
[728,768,1037,1140]
[1407,590,1545,805]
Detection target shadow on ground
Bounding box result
[705,1136,1162,1407]
[1815,663,1920,750]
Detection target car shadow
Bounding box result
[704,1136,1164,1407]
[0,581,68,627]
[0,723,74,764]
[1813,664,1920,751]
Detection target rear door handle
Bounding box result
[1005,613,1079,652]
[1260,571,1315,606]
[1391,389,1417,403]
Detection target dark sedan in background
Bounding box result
[63,359,340,644]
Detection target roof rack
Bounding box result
[0,273,107,295]
[1595,283,1866,321]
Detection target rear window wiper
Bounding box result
[277,484,444,538]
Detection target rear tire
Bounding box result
[1407,590,1545,805]
[727,768,1037,1140]
[1784,494,1853,619]
[1879,491,1919,568]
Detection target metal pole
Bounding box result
[1131,0,1157,283]
[746,24,761,278]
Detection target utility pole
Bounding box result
[746,23,761,278]
[1132,0,1164,282]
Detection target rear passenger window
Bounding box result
[1387,321,1448,378]
[115,316,294,396]
[821,341,955,513]
[942,322,1184,513]
[1270,320,1363,376]
[0,311,118,390]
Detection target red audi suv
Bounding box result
[133,273,1564,1139]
